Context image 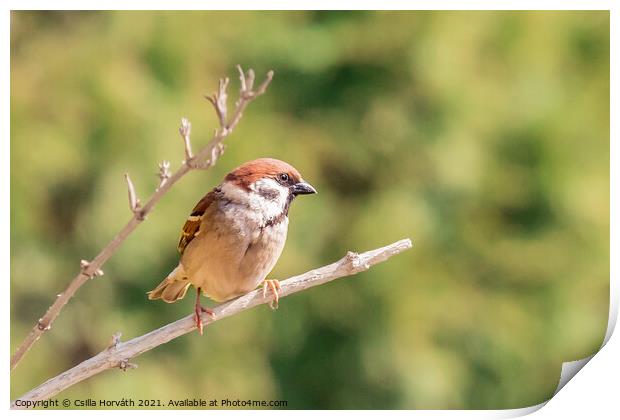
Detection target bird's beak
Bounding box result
[291,181,317,196]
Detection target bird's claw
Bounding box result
[194,305,215,335]
[262,279,282,310]
[194,286,216,337]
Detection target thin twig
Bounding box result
[124,173,143,220]
[10,67,274,372]
[12,239,412,407]
[204,77,229,128]
[228,67,274,130]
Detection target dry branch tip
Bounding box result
[124,173,143,220]
[205,77,229,128]
[256,70,274,95]
[179,117,193,162]
[157,161,171,191]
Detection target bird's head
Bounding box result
[221,158,316,220]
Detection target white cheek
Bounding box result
[220,182,249,203]
[249,178,289,219]
[220,179,289,222]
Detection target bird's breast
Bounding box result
[239,219,289,282]
[180,202,289,302]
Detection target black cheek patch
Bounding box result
[258,186,281,201]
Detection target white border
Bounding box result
[3,2,616,419]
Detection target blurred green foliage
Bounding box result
[10,11,609,409]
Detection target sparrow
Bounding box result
[147,158,317,334]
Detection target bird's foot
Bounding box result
[194,304,215,335]
[194,288,216,335]
[262,279,282,310]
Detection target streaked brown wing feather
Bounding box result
[178,189,218,255]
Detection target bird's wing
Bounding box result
[177,188,219,255]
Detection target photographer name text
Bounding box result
[13,398,288,409]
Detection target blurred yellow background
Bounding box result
[10,11,609,409]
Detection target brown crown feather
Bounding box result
[224,158,302,190]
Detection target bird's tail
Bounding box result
[147,265,192,303]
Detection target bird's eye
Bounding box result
[278,173,289,183]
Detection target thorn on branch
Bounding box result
[157,160,171,191]
[37,318,50,331]
[179,117,193,162]
[108,332,122,350]
[118,359,137,372]
[124,173,144,220]
[80,260,104,279]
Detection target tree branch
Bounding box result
[10,66,274,371]
[12,239,412,407]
